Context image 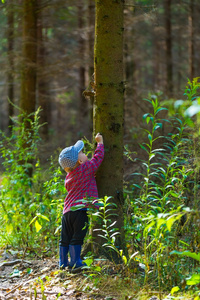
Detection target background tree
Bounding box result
[188,0,194,80]
[0,0,200,155]
[164,0,173,97]
[20,0,37,123]
[94,0,125,251]
[37,1,49,139]
[78,0,88,134]
[7,0,14,131]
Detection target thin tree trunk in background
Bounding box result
[20,0,37,178]
[188,0,195,80]
[78,1,87,134]
[37,4,49,139]
[164,0,173,97]
[153,24,160,92]
[20,0,37,120]
[88,0,95,78]
[88,0,95,134]
[196,0,200,77]
[7,0,14,131]
[94,0,125,256]
[124,7,138,135]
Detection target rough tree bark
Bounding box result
[94,0,125,253]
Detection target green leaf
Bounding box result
[143,221,155,235]
[139,144,149,154]
[157,218,166,230]
[132,183,142,189]
[155,107,168,115]
[70,204,85,211]
[143,113,149,121]
[170,250,200,262]
[149,154,155,161]
[29,216,37,226]
[38,214,50,222]
[146,117,150,124]
[171,286,180,295]
[166,215,179,232]
[122,255,127,265]
[128,251,139,265]
[35,220,42,232]
[186,274,200,285]
[148,134,152,141]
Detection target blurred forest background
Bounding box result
[0,1,200,298]
[0,0,199,156]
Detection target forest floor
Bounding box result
[0,250,158,300]
[0,250,196,300]
[0,253,103,300]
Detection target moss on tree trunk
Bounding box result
[94,0,125,253]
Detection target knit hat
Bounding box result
[58,140,84,169]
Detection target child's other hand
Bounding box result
[95,133,103,144]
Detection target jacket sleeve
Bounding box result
[85,143,104,174]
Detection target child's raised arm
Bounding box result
[95,133,103,144]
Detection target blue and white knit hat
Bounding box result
[58,140,84,170]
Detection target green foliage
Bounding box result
[93,196,120,252]
[122,80,200,294]
[82,80,200,298]
[1,80,200,299]
[170,250,200,287]
[170,250,200,262]
[0,109,65,253]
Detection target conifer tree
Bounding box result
[94,0,125,251]
[20,0,37,123]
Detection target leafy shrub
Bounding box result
[123,80,200,291]
[0,109,65,254]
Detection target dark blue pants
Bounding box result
[59,210,88,247]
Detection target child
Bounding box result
[58,133,104,271]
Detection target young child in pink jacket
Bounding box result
[58,133,104,271]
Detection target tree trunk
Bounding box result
[124,6,138,136]
[188,0,194,80]
[37,4,49,139]
[87,0,95,134]
[20,0,37,120]
[20,0,37,178]
[7,0,15,131]
[164,0,173,97]
[94,0,125,254]
[78,1,88,134]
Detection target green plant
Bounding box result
[124,91,199,292]
[170,250,200,289]
[0,109,65,253]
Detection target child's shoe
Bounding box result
[59,246,69,269]
[69,245,86,273]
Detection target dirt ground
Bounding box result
[0,251,165,300]
[0,252,104,300]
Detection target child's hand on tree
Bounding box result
[95,133,103,144]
